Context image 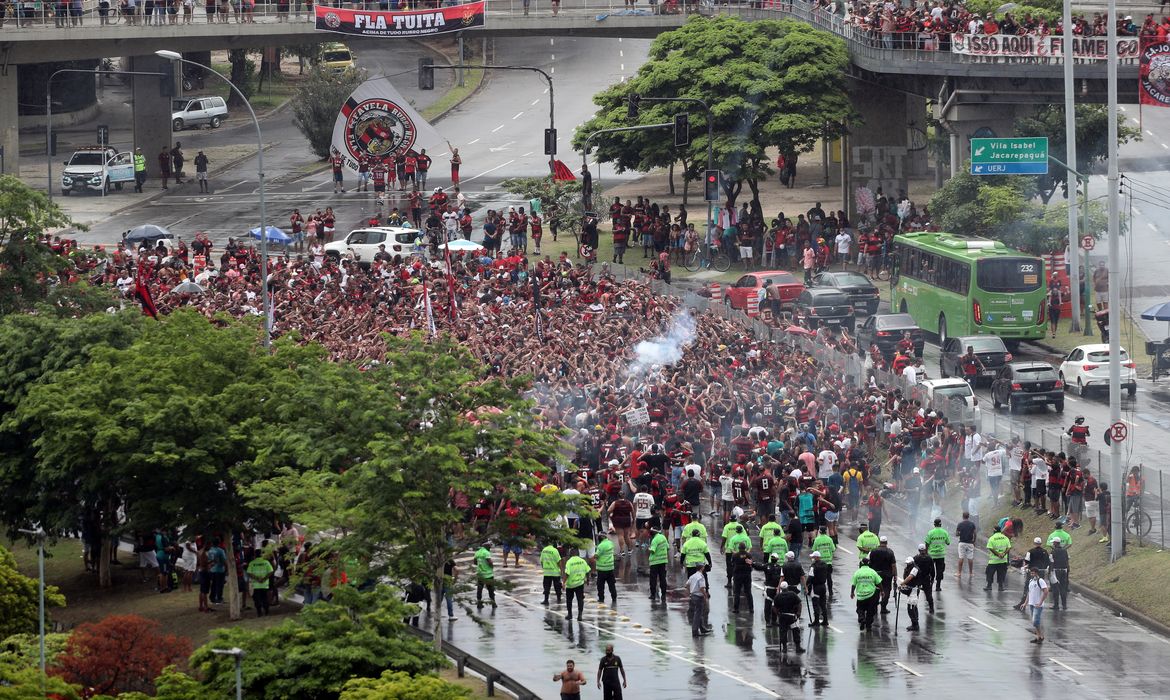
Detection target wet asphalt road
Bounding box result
[444,506,1168,700]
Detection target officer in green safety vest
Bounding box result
[984,526,1012,591]
[540,543,563,606]
[563,553,591,621]
[856,521,880,558]
[924,517,951,591]
[595,536,617,604]
[133,147,147,193]
[760,514,784,547]
[682,518,708,541]
[1047,519,1072,550]
[763,527,789,561]
[474,544,497,608]
[812,526,837,599]
[850,558,883,631]
[680,530,711,581]
[648,526,670,604]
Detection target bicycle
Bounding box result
[1124,499,1153,538]
[683,245,730,273]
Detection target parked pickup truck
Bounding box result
[61,147,135,195]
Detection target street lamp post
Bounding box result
[156,50,270,350]
[46,68,166,203]
[17,527,46,696]
[211,647,245,700]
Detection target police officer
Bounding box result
[781,550,806,590]
[850,557,883,631]
[924,517,951,590]
[856,521,879,558]
[647,526,669,604]
[899,556,925,631]
[753,552,785,625]
[731,542,755,614]
[773,581,806,653]
[680,530,711,580]
[1049,539,1070,610]
[133,147,147,193]
[811,525,836,599]
[807,550,831,626]
[912,544,935,613]
[868,536,897,615]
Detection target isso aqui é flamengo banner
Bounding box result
[315,1,484,37]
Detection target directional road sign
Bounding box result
[970,137,1049,175]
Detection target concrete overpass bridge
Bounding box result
[0,0,1139,194]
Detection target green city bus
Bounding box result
[889,232,1047,345]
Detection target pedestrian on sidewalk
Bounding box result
[447,142,461,185]
[194,150,209,193]
[158,147,172,189]
[133,147,147,192]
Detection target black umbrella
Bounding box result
[124,224,172,243]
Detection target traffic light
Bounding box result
[544,128,557,156]
[418,58,434,91]
[674,113,690,148]
[626,93,641,121]
[704,169,721,202]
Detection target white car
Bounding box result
[61,147,136,195]
[324,226,421,264]
[915,378,981,425]
[1058,344,1138,397]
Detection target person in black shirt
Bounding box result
[912,544,935,613]
[596,644,626,700]
[955,511,978,582]
[868,538,897,615]
[1049,539,1070,610]
[807,550,831,626]
[774,582,806,653]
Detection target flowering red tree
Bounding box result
[50,614,191,697]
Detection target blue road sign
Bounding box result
[970,162,1049,175]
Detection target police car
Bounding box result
[60,146,136,195]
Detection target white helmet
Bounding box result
[731,506,744,519]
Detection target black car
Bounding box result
[795,289,854,330]
[991,361,1064,413]
[810,271,880,315]
[855,313,924,359]
[939,335,1012,386]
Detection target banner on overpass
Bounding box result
[950,34,1139,61]
[330,77,445,174]
[1140,37,1170,107]
[315,1,485,37]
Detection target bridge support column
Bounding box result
[0,70,18,176]
[127,55,175,183]
[848,82,913,202]
[936,102,1038,180]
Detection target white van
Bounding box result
[171,96,228,131]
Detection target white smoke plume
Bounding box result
[626,309,697,378]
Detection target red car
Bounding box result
[722,271,805,311]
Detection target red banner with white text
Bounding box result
[315,1,485,38]
[1140,36,1170,107]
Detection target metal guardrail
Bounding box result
[403,624,539,700]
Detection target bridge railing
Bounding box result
[0,0,1142,70]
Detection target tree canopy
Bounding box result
[1014,104,1140,203]
[0,546,66,640]
[293,68,365,158]
[573,16,853,209]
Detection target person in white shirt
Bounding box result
[1008,437,1024,503]
[835,230,852,266]
[718,469,735,524]
[1026,566,1049,643]
[1031,454,1050,512]
[963,426,985,467]
[816,448,837,479]
[116,274,135,296]
[902,361,919,385]
[983,439,1007,503]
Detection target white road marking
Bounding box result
[1149,222,1159,232]
[550,66,554,74]
[500,592,783,697]
[1162,143,1169,150]
[1147,130,1156,137]
[550,38,554,45]
[621,63,625,71]
[491,124,506,133]
[967,616,1000,632]
[530,99,540,106]
[828,624,844,633]
[461,159,516,182]
[543,87,549,94]
[1049,658,1083,675]
[894,661,923,677]
[620,50,624,57]
[522,151,534,157]
[835,544,854,555]
[467,138,480,145]
[551,54,555,61]
[434,151,449,158]
[512,111,525,120]
[165,213,200,229]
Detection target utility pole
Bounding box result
[1106,0,1124,560]
[1062,0,1082,333]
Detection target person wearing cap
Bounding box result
[984,526,1012,591]
[1015,536,1051,611]
[726,523,752,589]
[752,551,786,625]
[1025,565,1049,643]
[811,526,837,600]
[924,517,951,591]
[899,556,926,631]
[647,526,669,604]
[856,522,879,557]
[903,466,924,536]
[912,543,935,613]
[781,550,805,590]
[850,557,883,631]
[680,530,711,581]
[868,536,897,615]
[774,581,806,653]
[720,513,743,588]
[807,550,831,626]
[1049,538,1070,610]
[1048,518,1072,550]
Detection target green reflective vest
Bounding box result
[595,538,615,572]
[648,533,669,566]
[851,565,882,600]
[540,545,562,577]
[925,527,951,559]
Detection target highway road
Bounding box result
[62,36,650,245]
